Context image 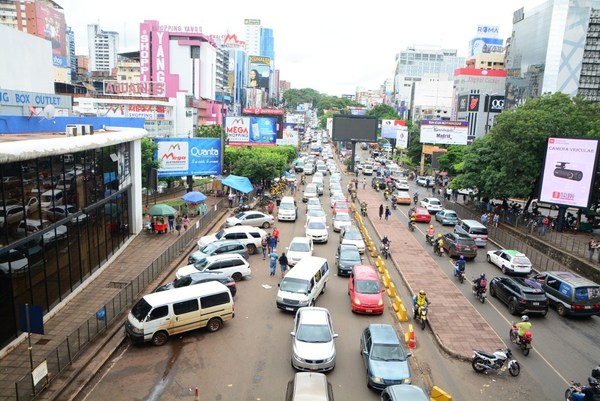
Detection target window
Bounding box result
[201,292,230,308]
[546,278,561,291]
[148,305,168,321]
[173,299,199,315]
[250,232,261,238]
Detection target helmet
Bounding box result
[521,315,529,322]
[460,255,465,260]
[480,273,486,278]
[419,290,426,296]
[588,377,599,387]
[437,234,442,238]
[592,366,600,379]
[429,225,434,229]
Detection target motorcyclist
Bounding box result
[436,234,444,253]
[360,200,367,213]
[473,273,487,291]
[384,188,390,200]
[514,315,532,339]
[426,225,435,244]
[454,255,466,277]
[413,191,419,204]
[380,235,391,253]
[413,290,430,319]
[408,212,417,229]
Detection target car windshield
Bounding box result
[371,344,406,361]
[234,212,246,219]
[308,210,325,218]
[280,278,309,294]
[280,203,295,210]
[290,242,310,252]
[214,230,225,240]
[172,276,193,288]
[200,243,218,253]
[344,230,362,240]
[296,323,332,343]
[335,214,351,222]
[445,212,457,218]
[308,221,326,230]
[308,199,321,206]
[131,298,152,321]
[194,258,208,269]
[356,280,380,294]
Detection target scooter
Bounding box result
[380,242,390,259]
[454,268,466,284]
[408,221,416,232]
[565,378,600,401]
[433,241,444,257]
[360,203,368,217]
[413,194,419,205]
[384,190,390,201]
[412,302,430,330]
[391,199,397,210]
[425,234,434,246]
[471,348,520,377]
[509,324,533,356]
[472,283,487,303]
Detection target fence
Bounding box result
[14,198,227,401]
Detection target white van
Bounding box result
[125,281,234,346]
[278,196,298,222]
[454,219,488,247]
[276,256,330,312]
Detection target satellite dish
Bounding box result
[42,104,56,119]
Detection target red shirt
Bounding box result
[273,228,280,239]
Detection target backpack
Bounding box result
[479,278,487,288]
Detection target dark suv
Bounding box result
[441,232,478,259]
[489,276,549,316]
[155,272,237,297]
[371,177,387,190]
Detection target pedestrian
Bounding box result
[168,214,175,232]
[354,179,358,190]
[269,249,278,276]
[272,226,280,245]
[362,178,366,190]
[379,204,384,220]
[385,206,391,221]
[182,215,190,231]
[588,237,596,261]
[481,213,488,225]
[541,216,550,236]
[279,252,289,277]
[175,215,182,235]
[266,233,273,253]
[261,235,268,259]
[228,192,235,208]
[201,202,207,216]
[493,213,499,228]
[268,233,278,252]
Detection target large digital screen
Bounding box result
[420,120,468,145]
[331,115,378,142]
[539,137,599,208]
[248,55,271,92]
[155,138,222,177]
[226,116,278,146]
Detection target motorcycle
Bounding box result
[408,221,416,232]
[472,283,487,303]
[471,348,520,377]
[413,302,430,330]
[565,379,600,401]
[380,242,390,259]
[425,234,434,246]
[384,190,390,201]
[509,324,533,356]
[233,204,251,214]
[433,241,444,257]
[454,268,466,284]
[413,194,419,205]
[391,199,397,210]
[360,203,368,217]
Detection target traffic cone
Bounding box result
[408,327,416,349]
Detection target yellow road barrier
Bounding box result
[387,282,396,297]
[430,385,453,401]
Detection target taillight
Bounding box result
[519,299,527,304]
[574,304,585,311]
[455,244,462,249]
[593,304,600,310]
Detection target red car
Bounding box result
[348,265,384,314]
[333,200,350,215]
[409,206,431,223]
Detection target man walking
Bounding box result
[588,237,596,262]
[268,249,279,276]
[362,178,366,190]
[379,204,384,220]
[385,206,391,221]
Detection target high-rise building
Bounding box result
[243,19,276,106]
[66,25,77,81]
[87,23,119,72]
[505,0,600,107]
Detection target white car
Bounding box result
[291,307,337,372]
[225,211,274,228]
[176,253,251,282]
[340,225,366,253]
[286,237,314,266]
[16,219,68,244]
[305,219,329,243]
[329,182,342,195]
[420,197,443,214]
[306,209,327,225]
[0,249,29,275]
[198,226,267,255]
[330,192,346,208]
[416,176,435,187]
[306,198,323,212]
[330,173,341,183]
[486,249,533,275]
[45,204,88,224]
[394,179,410,191]
[332,212,352,232]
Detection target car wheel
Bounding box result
[486,255,491,263]
[557,303,567,317]
[262,222,271,228]
[247,244,257,255]
[232,272,243,282]
[151,331,168,346]
[207,317,223,332]
[501,265,508,274]
[508,300,518,315]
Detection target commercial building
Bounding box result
[505,0,600,107]
[87,23,119,73]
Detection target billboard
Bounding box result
[420,121,469,145]
[469,37,504,56]
[381,120,408,148]
[278,124,299,146]
[484,95,505,113]
[539,137,599,208]
[248,55,271,92]
[457,95,469,112]
[468,94,481,112]
[226,116,277,146]
[28,2,67,67]
[331,115,378,142]
[155,138,222,177]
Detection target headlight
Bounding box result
[353,297,361,305]
[130,326,143,334]
[377,298,383,306]
[371,376,383,383]
[298,300,309,306]
[276,296,283,302]
[403,378,412,384]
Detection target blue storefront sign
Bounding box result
[155,137,222,177]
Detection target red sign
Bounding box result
[242,108,285,115]
[103,81,165,96]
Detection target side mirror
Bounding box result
[290,331,295,337]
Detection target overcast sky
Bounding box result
[58,0,541,96]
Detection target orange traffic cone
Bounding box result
[408,329,416,349]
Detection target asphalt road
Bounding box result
[72,147,599,401]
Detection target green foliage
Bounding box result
[281,88,362,117]
[367,104,399,120]
[406,122,424,164]
[224,146,296,182]
[194,124,222,138]
[141,137,160,188]
[437,146,466,176]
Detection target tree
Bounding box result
[223,146,296,183]
[367,104,398,120]
[141,138,160,189]
[194,124,222,138]
[437,145,466,176]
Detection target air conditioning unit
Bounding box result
[79,124,94,135]
[66,125,77,136]
[65,124,94,136]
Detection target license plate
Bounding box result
[285,307,294,311]
[532,302,539,306]
[585,305,591,309]
[465,247,471,250]
[365,309,372,313]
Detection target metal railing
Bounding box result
[14,198,227,401]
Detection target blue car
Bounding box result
[360,324,412,390]
[435,209,459,226]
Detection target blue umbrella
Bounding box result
[181,191,207,203]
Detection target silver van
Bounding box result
[125,281,234,346]
[454,219,488,247]
[532,271,600,317]
[276,256,330,312]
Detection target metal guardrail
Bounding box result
[14,198,227,401]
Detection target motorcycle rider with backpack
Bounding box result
[474,273,487,291]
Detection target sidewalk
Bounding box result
[354,184,504,360]
[0,197,227,401]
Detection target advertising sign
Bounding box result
[420,120,468,145]
[381,120,408,148]
[155,138,222,177]
[332,115,378,142]
[458,95,468,112]
[248,55,271,92]
[28,2,67,67]
[103,81,166,97]
[485,95,505,113]
[277,124,299,146]
[468,94,481,112]
[226,116,277,146]
[539,137,599,208]
[469,37,504,56]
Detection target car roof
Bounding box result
[352,264,378,279]
[339,243,359,251]
[187,271,231,281]
[385,385,429,400]
[503,250,525,257]
[290,237,311,244]
[453,232,473,240]
[415,207,428,212]
[367,324,400,344]
[298,307,330,325]
[505,277,545,292]
[205,253,246,262]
